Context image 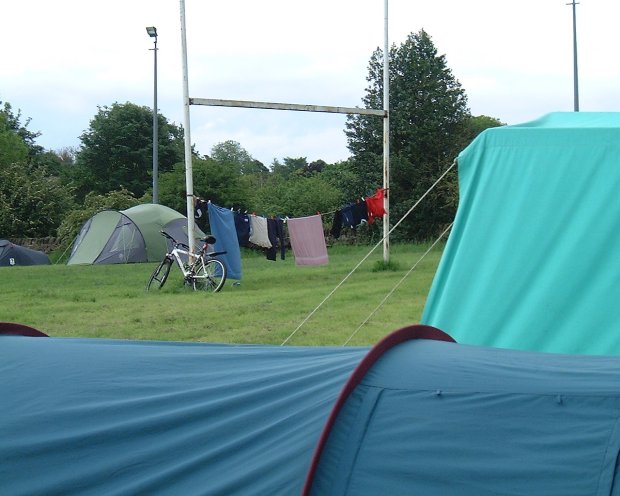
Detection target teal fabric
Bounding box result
[0,336,367,495]
[309,338,620,495]
[422,112,620,355]
[7,332,620,494]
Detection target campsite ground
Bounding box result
[1,243,443,346]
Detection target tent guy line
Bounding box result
[342,222,453,346]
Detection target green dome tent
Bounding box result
[67,204,205,265]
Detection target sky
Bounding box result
[2,0,619,166]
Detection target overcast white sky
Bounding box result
[2,0,619,165]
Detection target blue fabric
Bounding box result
[310,338,620,495]
[422,112,620,355]
[234,212,251,246]
[0,336,368,495]
[207,203,242,280]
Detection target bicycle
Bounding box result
[147,231,227,292]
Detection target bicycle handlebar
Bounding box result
[159,231,218,252]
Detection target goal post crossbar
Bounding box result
[190,97,386,117]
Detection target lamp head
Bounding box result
[146,26,157,38]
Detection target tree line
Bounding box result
[1,30,502,247]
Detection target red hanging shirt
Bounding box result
[365,188,386,224]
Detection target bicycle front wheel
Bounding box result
[147,257,173,290]
[193,258,227,292]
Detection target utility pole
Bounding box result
[567,0,580,111]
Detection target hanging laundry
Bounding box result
[366,188,387,224]
[266,217,286,261]
[330,209,343,239]
[207,203,243,280]
[287,215,329,266]
[352,200,369,226]
[194,198,209,219]
[249,215,272,249]
[341,203,356,229]
[340,201,368,230]
[234,212,251,247]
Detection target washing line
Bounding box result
[280,159,457,346]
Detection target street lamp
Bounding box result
[146,26,159,203]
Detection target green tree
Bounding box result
[0,100,77,238]
[159,156,253,214]
[0,101,44,160]
[0,162,75,238]
[0,112,29,167]
[251,174,343,217]
[271,157,307,178]
[319,159,366,201]
[75,102,184,200]
[458,115,504,145]
[346,29,470,240]
[210,140,267,175]
[305,159,327,175]
[210,140,268,192]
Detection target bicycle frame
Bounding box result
[147,231,227,293]
[168,245,203,281]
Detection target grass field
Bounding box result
[1,243,443,346]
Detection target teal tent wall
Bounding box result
[305,329,620,496]
[0,334,367,495]
[422,112,620,355]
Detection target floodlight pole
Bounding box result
[382,0,390,263]
[567,0,580,111]
[146,26,159,203]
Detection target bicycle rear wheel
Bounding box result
[193,258,227,292]
[147,257,173,290]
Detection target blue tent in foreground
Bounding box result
[4,325,620,495]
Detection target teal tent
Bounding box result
[67,204,205,265]
[305,329,620,495]
[422,112,620,355]
[0,330,369,495]
[5,325,620,495]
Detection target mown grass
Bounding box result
[1,243,443,346]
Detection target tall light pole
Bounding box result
[567,1,580,111]
[146,26,159,203]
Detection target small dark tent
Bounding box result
[4,326,620,495]
[67,204,205,265]
[0,239,50,266]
